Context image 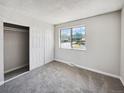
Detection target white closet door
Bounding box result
[30,26,45,70]
[45,27,54,64]
[0,21,4,85]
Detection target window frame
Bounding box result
[59,25,86,50]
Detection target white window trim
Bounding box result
[59,25,87,51]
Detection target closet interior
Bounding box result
[4,23,29,81]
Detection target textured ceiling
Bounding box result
[0,0,123,24]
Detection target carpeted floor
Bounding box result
[4,66,29,81]
[0,61,124,93]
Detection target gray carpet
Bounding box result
[0,61,124,93]
[5,66,29,81]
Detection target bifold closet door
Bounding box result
[0,21,4,83]
[4,29,29,73]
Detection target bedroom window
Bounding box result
[60,26,86,50]
[60,28,71,49]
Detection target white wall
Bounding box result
[55,11,121,76]
[4,30,29,72]
[121,7,124,84]
[0,5,54,84]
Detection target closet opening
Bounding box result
[4,23,30,81]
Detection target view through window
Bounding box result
[60,26,86,50]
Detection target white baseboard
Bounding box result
[0,81,4,86]
[55,59,120,79]
[120,77,124,86]
[4,64,28,74]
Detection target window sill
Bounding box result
[59,47,86,51]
